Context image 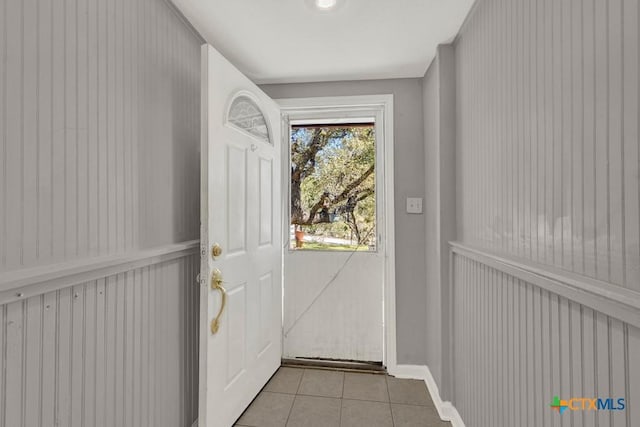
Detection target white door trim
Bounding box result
[276,94,397,371]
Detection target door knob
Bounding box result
[211,243,223,259]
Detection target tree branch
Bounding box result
[292,165,375,226]
[290,127,374,227]
[332,164,374,205]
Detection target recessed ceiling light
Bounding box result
[315,0,337,10]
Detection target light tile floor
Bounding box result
[235,367,452,427]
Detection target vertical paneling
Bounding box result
[41,292,57,426]
[0,0,6,271]
[455,0,640,290]
[0,307,5,426]
[86,0,98,256]
[70,284,85,427]
[0,0,201,274]
[77,0,89,258]
[65,0,78,259]
[451,253,639,427]
[83,281,96,426]
[0,254,199,427]
[37,0,52,262]
[23,0,38,266]
[628,326,640,424]
[560,0,572,271]
[608,0,624,286]
[51,0,65,262]
[0,0,202,424]
[94,278,105,427]
[4,300,23,426]
[449,1,640,424]
[4,0,22,268]
[622,0,640,285]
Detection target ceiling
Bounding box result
[171,0,476,84]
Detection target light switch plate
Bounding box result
[406,197,423,214]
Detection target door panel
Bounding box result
[199,44,282,427]
[226,284,247,384]
[259,272,274,352]
[284,251,383,362]
[259,158,273,246]
[226,146,248,254]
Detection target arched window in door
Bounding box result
[227,95,271,143]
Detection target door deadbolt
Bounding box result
[211,243,223,259]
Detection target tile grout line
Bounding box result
[294,369,305,395]
[386,375,396,427]
[282,368,304,427]
[338,371,345,426]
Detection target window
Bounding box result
[290,122,376,251]
[227,95,270,143]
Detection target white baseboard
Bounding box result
[387,364,427,380]
[391,364,465,427]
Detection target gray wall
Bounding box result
[455,0,639,291]
[262,79,428,365]
[0,0,201,271]
[429,0,640,424]
[0,0,202,425]
[421,45,456,393]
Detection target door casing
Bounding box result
[277,94,397,371]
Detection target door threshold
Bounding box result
[281,358,386,374]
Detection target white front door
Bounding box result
[198,44,282,427]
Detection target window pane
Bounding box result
[227,95,270,143]
[290,124,376,251]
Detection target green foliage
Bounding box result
[291,126,376,245]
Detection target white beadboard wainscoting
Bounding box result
[0,0,202,423]
[0,241,200,427]
[450,242,640,427]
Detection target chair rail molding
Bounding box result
[0,245,201,427]
[450,242,640,329]
[0,240,200,305]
